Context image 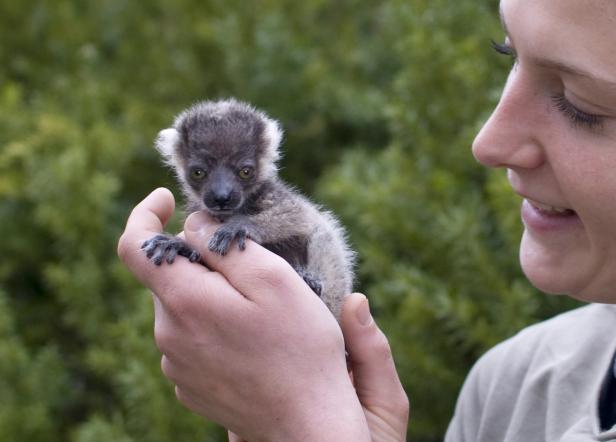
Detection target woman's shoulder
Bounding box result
[490,303,616,363]
[473,303,616,382]
[446,303,616,442]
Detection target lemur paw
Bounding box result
[141,234,201,265]
[296,268,323,297]
[304,276,323,297]
[208,224,249,255]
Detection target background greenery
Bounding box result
[0,0,580,440]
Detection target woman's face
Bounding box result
[473,0,616,302]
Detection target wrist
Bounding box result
[271,374,370,442]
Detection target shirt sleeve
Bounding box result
[444,337,516,442]
[444,356,487,442]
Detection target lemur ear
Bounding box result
[155,128,180,159]
[258,116,283,180]
[262,117,282,163]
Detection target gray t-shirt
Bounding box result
[445,303,616,441]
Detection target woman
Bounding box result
[447,0,616,440]
[117,0,616,439]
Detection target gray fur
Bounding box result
[148,98,355,320]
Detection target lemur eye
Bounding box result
[238,167,254,180]
[190,167,207,180]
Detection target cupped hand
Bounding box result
[229,293,410,442]
[228,294,410,442]
[117,188,371,441]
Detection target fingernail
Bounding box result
[356,296,373,326]
[185,211,210,233]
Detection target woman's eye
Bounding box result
[238,167,254,180]
[551,94,604,130]
[190,168,207,180]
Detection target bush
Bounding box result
[0,1,579,440]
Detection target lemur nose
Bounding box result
[213,193,232,207]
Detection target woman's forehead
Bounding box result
[501,0,616,84]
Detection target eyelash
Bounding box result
[491,40,604,131]
[550,94,604,129]
[491,40,516,61]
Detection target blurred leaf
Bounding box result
[0,0,580,440]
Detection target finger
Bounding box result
[117,187,175,270]
[228,430,247,442]
[153,296,183,358]
[118,189,243,312]
[175,385,207,414]
[341,293,409,414]
[160,354,175,382]
[183,211,307,301]
[121,188,175,240]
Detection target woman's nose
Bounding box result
[472,68,546,170]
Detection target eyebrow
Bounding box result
[498,5,616,91]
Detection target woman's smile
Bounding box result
[521,198,581,233]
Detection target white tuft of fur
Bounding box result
[259,116,283,180]
[155,128,180,163]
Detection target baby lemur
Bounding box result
[142,98,355,320]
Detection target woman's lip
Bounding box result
[521,199,581,233]
[526,198,574,215]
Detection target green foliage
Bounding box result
[317,0,581,437]
[0,0,580,441]
[0,289,69,440]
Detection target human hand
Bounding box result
[341,293,410,441]
[227,294,410,442]
[227,293,410,442]
[117,188,371,441]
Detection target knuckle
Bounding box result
[155,281,199,321]
[160,355,176,381]
[165,294,199,323]
[249,256,293,289]
[174,386,201,413]
[395,390,411,420]
[116,232,132,263]
[154,323,177,356]
[371,328,394,360]
[174,385,190,407]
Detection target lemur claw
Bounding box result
[295,268,323,297]
[141,234,201,265]
[208,224,249,255]
[305,277,323,297]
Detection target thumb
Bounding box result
[341,293,409,416]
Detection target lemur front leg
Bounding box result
[295,267,323,297]
[209,215,323,298]
[142,234,201,265]
[208,216,263,256]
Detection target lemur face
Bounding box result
[178,107,264,216]
[183,152,259,216]
[154,99,283,217]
